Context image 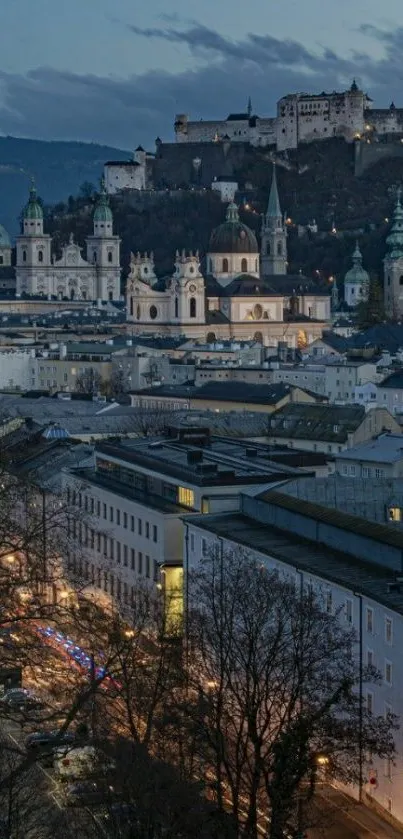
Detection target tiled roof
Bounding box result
[269,402,366,442]
[378,371,403,390]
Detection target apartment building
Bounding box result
[335,434,403,480]
[32,342,127,392]
[324,359,378,403]
[183,487,403,824]
[62,428,300,620]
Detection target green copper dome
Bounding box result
[0,224,11,248]
[24,184,43,220]
[344,242,369,286]
[386,190,403,258]
[209,202,258,254]
[94,180,113,223]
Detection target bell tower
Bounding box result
[260,165,287,276]
[86,180,121,301]
[170,250,205,324]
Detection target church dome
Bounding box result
[24,184,43,220]
[94,180,113,223]
[344,242,369,285]
[0,224,11,248]
[209,202,258,254]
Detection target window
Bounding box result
[123,512,127,529]
[189,297,196,318]
[38,250,43,263]
[110,506,114,523]
[131,515,135,532]
[241,257,247,272]
[108,251,113,263]
[146,555,150,578]
[385,617,393,644]
[222,257,229,272]
[367,692,373,714]
[367,649,373,668]
[103,503,107,519]
[116,542,121,564]
[145,522,150,539]
[138,552,143,574]
[345,598,353,623]
[138,518,142,535]
[375,468,384,478]
[388,506,401,522]
[366,607,373,634]
[153,525,158,543]
[116,509,120,525]
[97,533,101,552]
[190,533,195,552]
[22,250,27,263]
[96,500,100,516]
[178,486,195,508]
[325,590,332,614]
[150,305,158,320]
[202,538,208,557]
[109,539,114,559]
[385,660,392,685]
[131,549,135,570]
[277,242,282,256]
[385,758,392,780]
[123,545,128,567]
[153,560,159,582]
[362,467,370,478]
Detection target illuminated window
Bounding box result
[178,486,195,508]
[388,507,401,522]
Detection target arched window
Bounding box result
[38,250,43,263]
[22,250,27,263]
[255,259,258,272]
[254,331,263,344]
[109,291,113,301]
[136,304,141,320]
[266,243,270,256]
[277,242,282,256]
[175,296,179,318]
[206,332,216,343]
[241,258,247,273]
[70,288,75,300]
[222,257,229,272]
[93,250,97,264]
[399,276,403,286]
[0,256,3,266]
[190,297,196,318]
[82,290,87,300]
[108,251,113,263]
[130,296,134,316]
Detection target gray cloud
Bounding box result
[0,23,401,151]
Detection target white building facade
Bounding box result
[16,184,121,301]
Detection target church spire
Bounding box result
[266,164,282,219]
[247,96,252,118]
[260,164,287,276]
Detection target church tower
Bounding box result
[260,165,287,276]
[86,180,121,301]
[384,188,403,318]
[170,250,205,325]
[16,183,52,297]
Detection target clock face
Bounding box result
[189,284,197,293]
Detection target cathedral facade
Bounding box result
[16,184,121,301]
[126,168,331,347]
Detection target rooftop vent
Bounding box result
[187,449,203,464]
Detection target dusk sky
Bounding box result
[1,0,403,150]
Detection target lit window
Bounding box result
[388,507,401,522]
[178,486,195,508]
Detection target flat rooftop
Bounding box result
[188,512,403,615]
[96,434,307,487]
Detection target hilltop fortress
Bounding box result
[174,82,403,151]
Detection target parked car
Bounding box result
[0,689,43,713]
[25,730,77,763]
[65,780,114,807]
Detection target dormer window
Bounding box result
[333,424,339,433]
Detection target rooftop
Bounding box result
[269,402,366,442]
[135,381,296,406]
[378,371,403,389]
[187,510,403,615]
[95,433,305,488]
[336,433,403,464]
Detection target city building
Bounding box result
[62,428,303,619]
[15,183,121,301]
[211,176,239,203]
[267,403,400,454]
[130,381,322,414]
[31,341,128,393]
[126,169,330,348]
[335,434,403,480]
[324,358,378,403]
[183,485,403,822]
[376,371,403,416]
[343,242,369,308]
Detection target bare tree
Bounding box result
[74,368,103,395]
[185,549,397,839]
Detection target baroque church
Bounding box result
[126,167,331,347]
[16,183,121,301]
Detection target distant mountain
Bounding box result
[0,136,129,236]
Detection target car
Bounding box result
[65,780,114,807]
[0,689,44,712]
[25,729,77,752]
